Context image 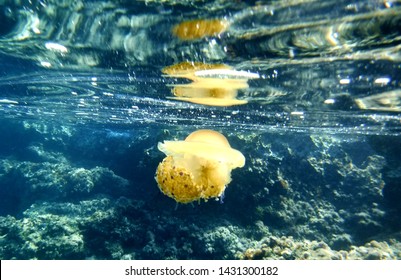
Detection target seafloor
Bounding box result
[0,118,400,260]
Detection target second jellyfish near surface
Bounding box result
[161,62,259,106]
[155,129,245,204]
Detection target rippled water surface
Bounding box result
[1,0,401,260]
[0,0,400,133]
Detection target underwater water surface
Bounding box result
[0,0,401,259]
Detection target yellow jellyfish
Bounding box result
[162,62,259,106]
[162,61,230,79]
[172,18,230,40]
[155,129,245,203]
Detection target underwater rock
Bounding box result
[242,235,401,260]
[0,197,120,259]
[22,121,75,149]
[193,225,251,259]
[0,159,129,216]
[225,132,388,247]
[0,210,84,259]
[0,215,23,259]
[2,194,400,260]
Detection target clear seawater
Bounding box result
[0,0,401,259]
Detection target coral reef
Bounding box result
[0,119,400,259]
[227,132,390,247]
[242,236,401,260]
[0,159,129,216]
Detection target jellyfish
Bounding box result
[161,62,259,106]
[172,18,230,40]
[169,81,249,106]
[155,129,245,203]
[161,61,230,80]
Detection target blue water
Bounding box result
[0,0,401,259]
